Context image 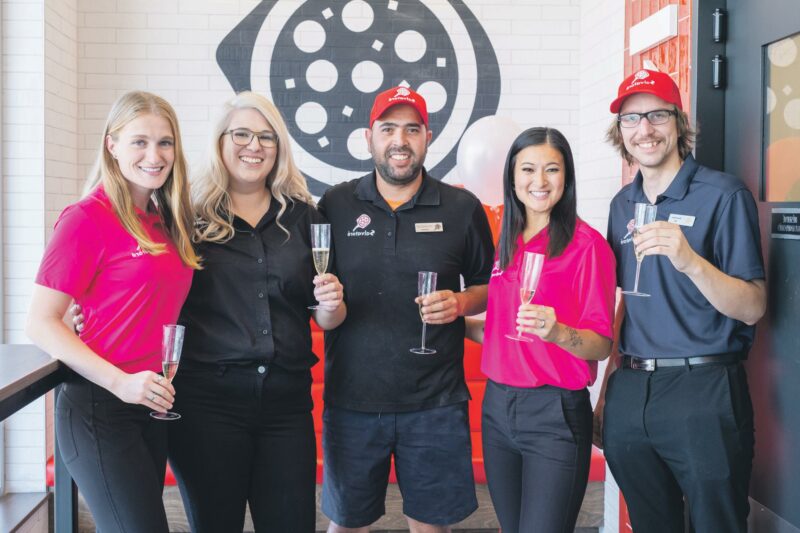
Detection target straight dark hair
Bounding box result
[498,127,577,270]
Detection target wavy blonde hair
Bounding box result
[83,91,200,269]
[192,91,312,243]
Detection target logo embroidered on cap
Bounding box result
[388,88,416,104]
[348,214,375,237]
[634,70,650,80]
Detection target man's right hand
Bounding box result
[70,303,85,333]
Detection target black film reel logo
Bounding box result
[217,0,500,196]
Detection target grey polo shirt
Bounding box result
[607,155,764,359]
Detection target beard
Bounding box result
[372,147,427,186]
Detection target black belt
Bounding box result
[622,353,741,371]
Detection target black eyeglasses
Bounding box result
[223,128,278,148]
[617,109,676,128]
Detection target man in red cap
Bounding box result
[317,86,494,532]
[597,69,767,532]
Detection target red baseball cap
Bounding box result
[369,86,429,128]
[610,69,683,113]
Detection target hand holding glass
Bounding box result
[622,203,657,297]
[506,252,545,342]
[150,324,185,421]
[309,223,331,310]
[410,271,438,355]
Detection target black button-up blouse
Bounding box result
[180,199,325,372]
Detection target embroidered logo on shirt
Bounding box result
[620,219,635,245]
[131,245,146,258]
[347,214,375,237]
[490,260,503,278]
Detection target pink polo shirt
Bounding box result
[481,220,616,389]
[35,186,193,374]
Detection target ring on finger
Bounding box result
[155,375,163,384]
[538,318,545,328]
[149,393,156,402]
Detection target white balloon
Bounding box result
[456,116,523,206]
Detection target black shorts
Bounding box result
[321,402,478,527]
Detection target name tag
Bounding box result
[668,214,695,227]
[415,222,444,233]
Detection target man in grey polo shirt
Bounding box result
[596,69,766,533]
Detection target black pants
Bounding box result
[481,380,593,533]
[603,362,754,533]
[168,360,316,533]
[56,376,169,533]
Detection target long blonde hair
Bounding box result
[83,91,200,269]
[192,91,312,243]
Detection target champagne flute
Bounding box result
[506,251,546,342]
[309,223,331,310]
[621,203,658,297]
[410,271,438,355]
[150,324,185,420]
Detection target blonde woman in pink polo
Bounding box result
[26,91,199,533]
[467,127,616,533]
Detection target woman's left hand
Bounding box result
[313,273,344,312]
[516,304,560,342]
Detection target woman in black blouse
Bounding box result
[169,91,346,532]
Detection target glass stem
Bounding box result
[420,322,427,350]
[632,259,643,293]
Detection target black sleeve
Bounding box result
[462,201,495,287]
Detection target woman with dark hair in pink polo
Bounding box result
[467,127,616,533]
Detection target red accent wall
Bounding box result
[618,2,693,531]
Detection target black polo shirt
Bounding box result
[180,199,324,371]
[318,170,494,412]
[607,155,764,359]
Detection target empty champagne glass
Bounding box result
[410,271,438,355]
[506,251,546,342]
[150,324,185,420]
[309,223,331,310]
[622,203,658,297]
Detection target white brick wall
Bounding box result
[3,0,47,493]
[577,0,625,234]
[577,1,625,532]
[44,0,79,467]
[75,0,582,189]
[2,0,79,494]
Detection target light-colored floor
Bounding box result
[77,482,603,532]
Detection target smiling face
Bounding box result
[513,143,566,224]
[619,93,681,172]
[366,104,432,186]
[105,113,175,209]
[221,108,278,190]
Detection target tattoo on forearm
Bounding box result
[566,327,583,348]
